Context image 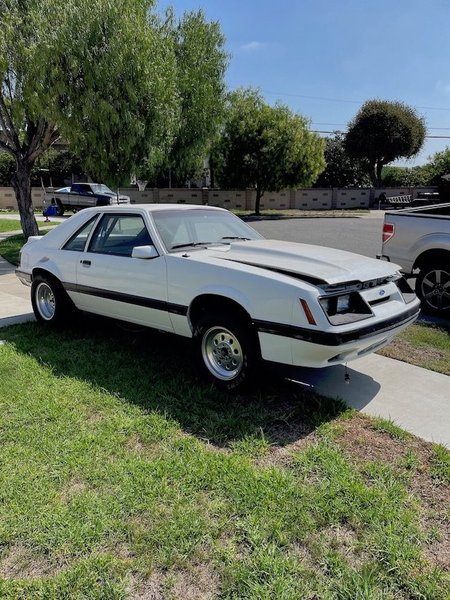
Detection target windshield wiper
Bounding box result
[171,241,216,250]
[221,236,251,241]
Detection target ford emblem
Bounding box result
[379,289,386,296]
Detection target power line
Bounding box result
[310,129,450,139]
[263,89,450,113]
[312,122,450,131]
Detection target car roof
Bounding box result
[84,204,228,213]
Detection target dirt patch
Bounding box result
[128,573,165,600]
[0,544,60,579]
[330,414,411,465]
[58,476,88,503]
[256,429,316,468]
[170,564,220,600]
[307,523,368,571]
[128,564,220,600]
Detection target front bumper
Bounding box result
[15,269,32,287]
[256,303,420,368]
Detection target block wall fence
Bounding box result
[0,186,439,211]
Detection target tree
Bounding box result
[345,100,426,187]
[425,147,450,184]
[0,147,83,187]
[0,0,183,237]
[141,10,227,187]
[211,89,325,215]
[314,132,370,188]
[0,151,15,186]
[381,165,431,187]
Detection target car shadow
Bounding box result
[286,364,381,412]
[1,317,379,449]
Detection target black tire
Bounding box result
[56,199,65,216]
[31,274,74,327]
[415,261,450,316]
[193,312,260,391]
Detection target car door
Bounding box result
[70,183,97,208]
[75,213,173,331]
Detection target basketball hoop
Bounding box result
[136,180,148,191]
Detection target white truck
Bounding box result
[378,203,450,316]
[45,183,130,215]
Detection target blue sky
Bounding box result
[159,0,450,166]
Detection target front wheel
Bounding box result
[415,261,450,316]
[193,313,259,391]
[31,274,74,326]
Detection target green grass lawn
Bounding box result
[0,220,25,233]
[0,234,26,265]
[0,229,55,266]
[0,320,449,599]
[379,320,450,376]
[0,219,58,234]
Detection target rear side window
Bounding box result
[62,216,98,252]
[72,184,93,195]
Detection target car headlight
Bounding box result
[319,292,372,325]
[395,276,416,304]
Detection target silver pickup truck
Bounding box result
[45,183,130,216]
[378,203,450,316]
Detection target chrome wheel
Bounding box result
[35,282,56,321]
[201,326,244,381]
[419,267,450,312]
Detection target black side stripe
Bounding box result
[254,305,420,347]
[63,282,188,316]
[62,281,419,347]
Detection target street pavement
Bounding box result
[0,218,449,447]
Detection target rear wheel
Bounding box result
[56,199,65,216]
[193,312,259,391]
[415,261,450,316]
[31,274,74,326]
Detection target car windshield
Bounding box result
[90,184,114,195]
[152,208,263,252]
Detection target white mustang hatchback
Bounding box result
[17,205,420,390]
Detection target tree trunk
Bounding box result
[11,159,39,238]
[375,160,384,188]
[255,188,264,216]
[368,159,377,187]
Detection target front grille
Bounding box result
[322,275,398,295]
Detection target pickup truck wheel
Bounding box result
[56,199,65,216]
[193,313,259,391]
[31,274,73,326]
[416,262,450,315]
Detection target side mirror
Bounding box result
[131,245,159,259]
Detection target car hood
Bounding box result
[207,240,399,285]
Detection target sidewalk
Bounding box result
[0,241,449,447]
[295,356,450,448]
[0,254,35,327]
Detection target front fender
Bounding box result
[191,284,253,314]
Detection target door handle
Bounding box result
[80,259,91,266]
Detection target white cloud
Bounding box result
[436,80,450,96]
[240,41,267,51]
